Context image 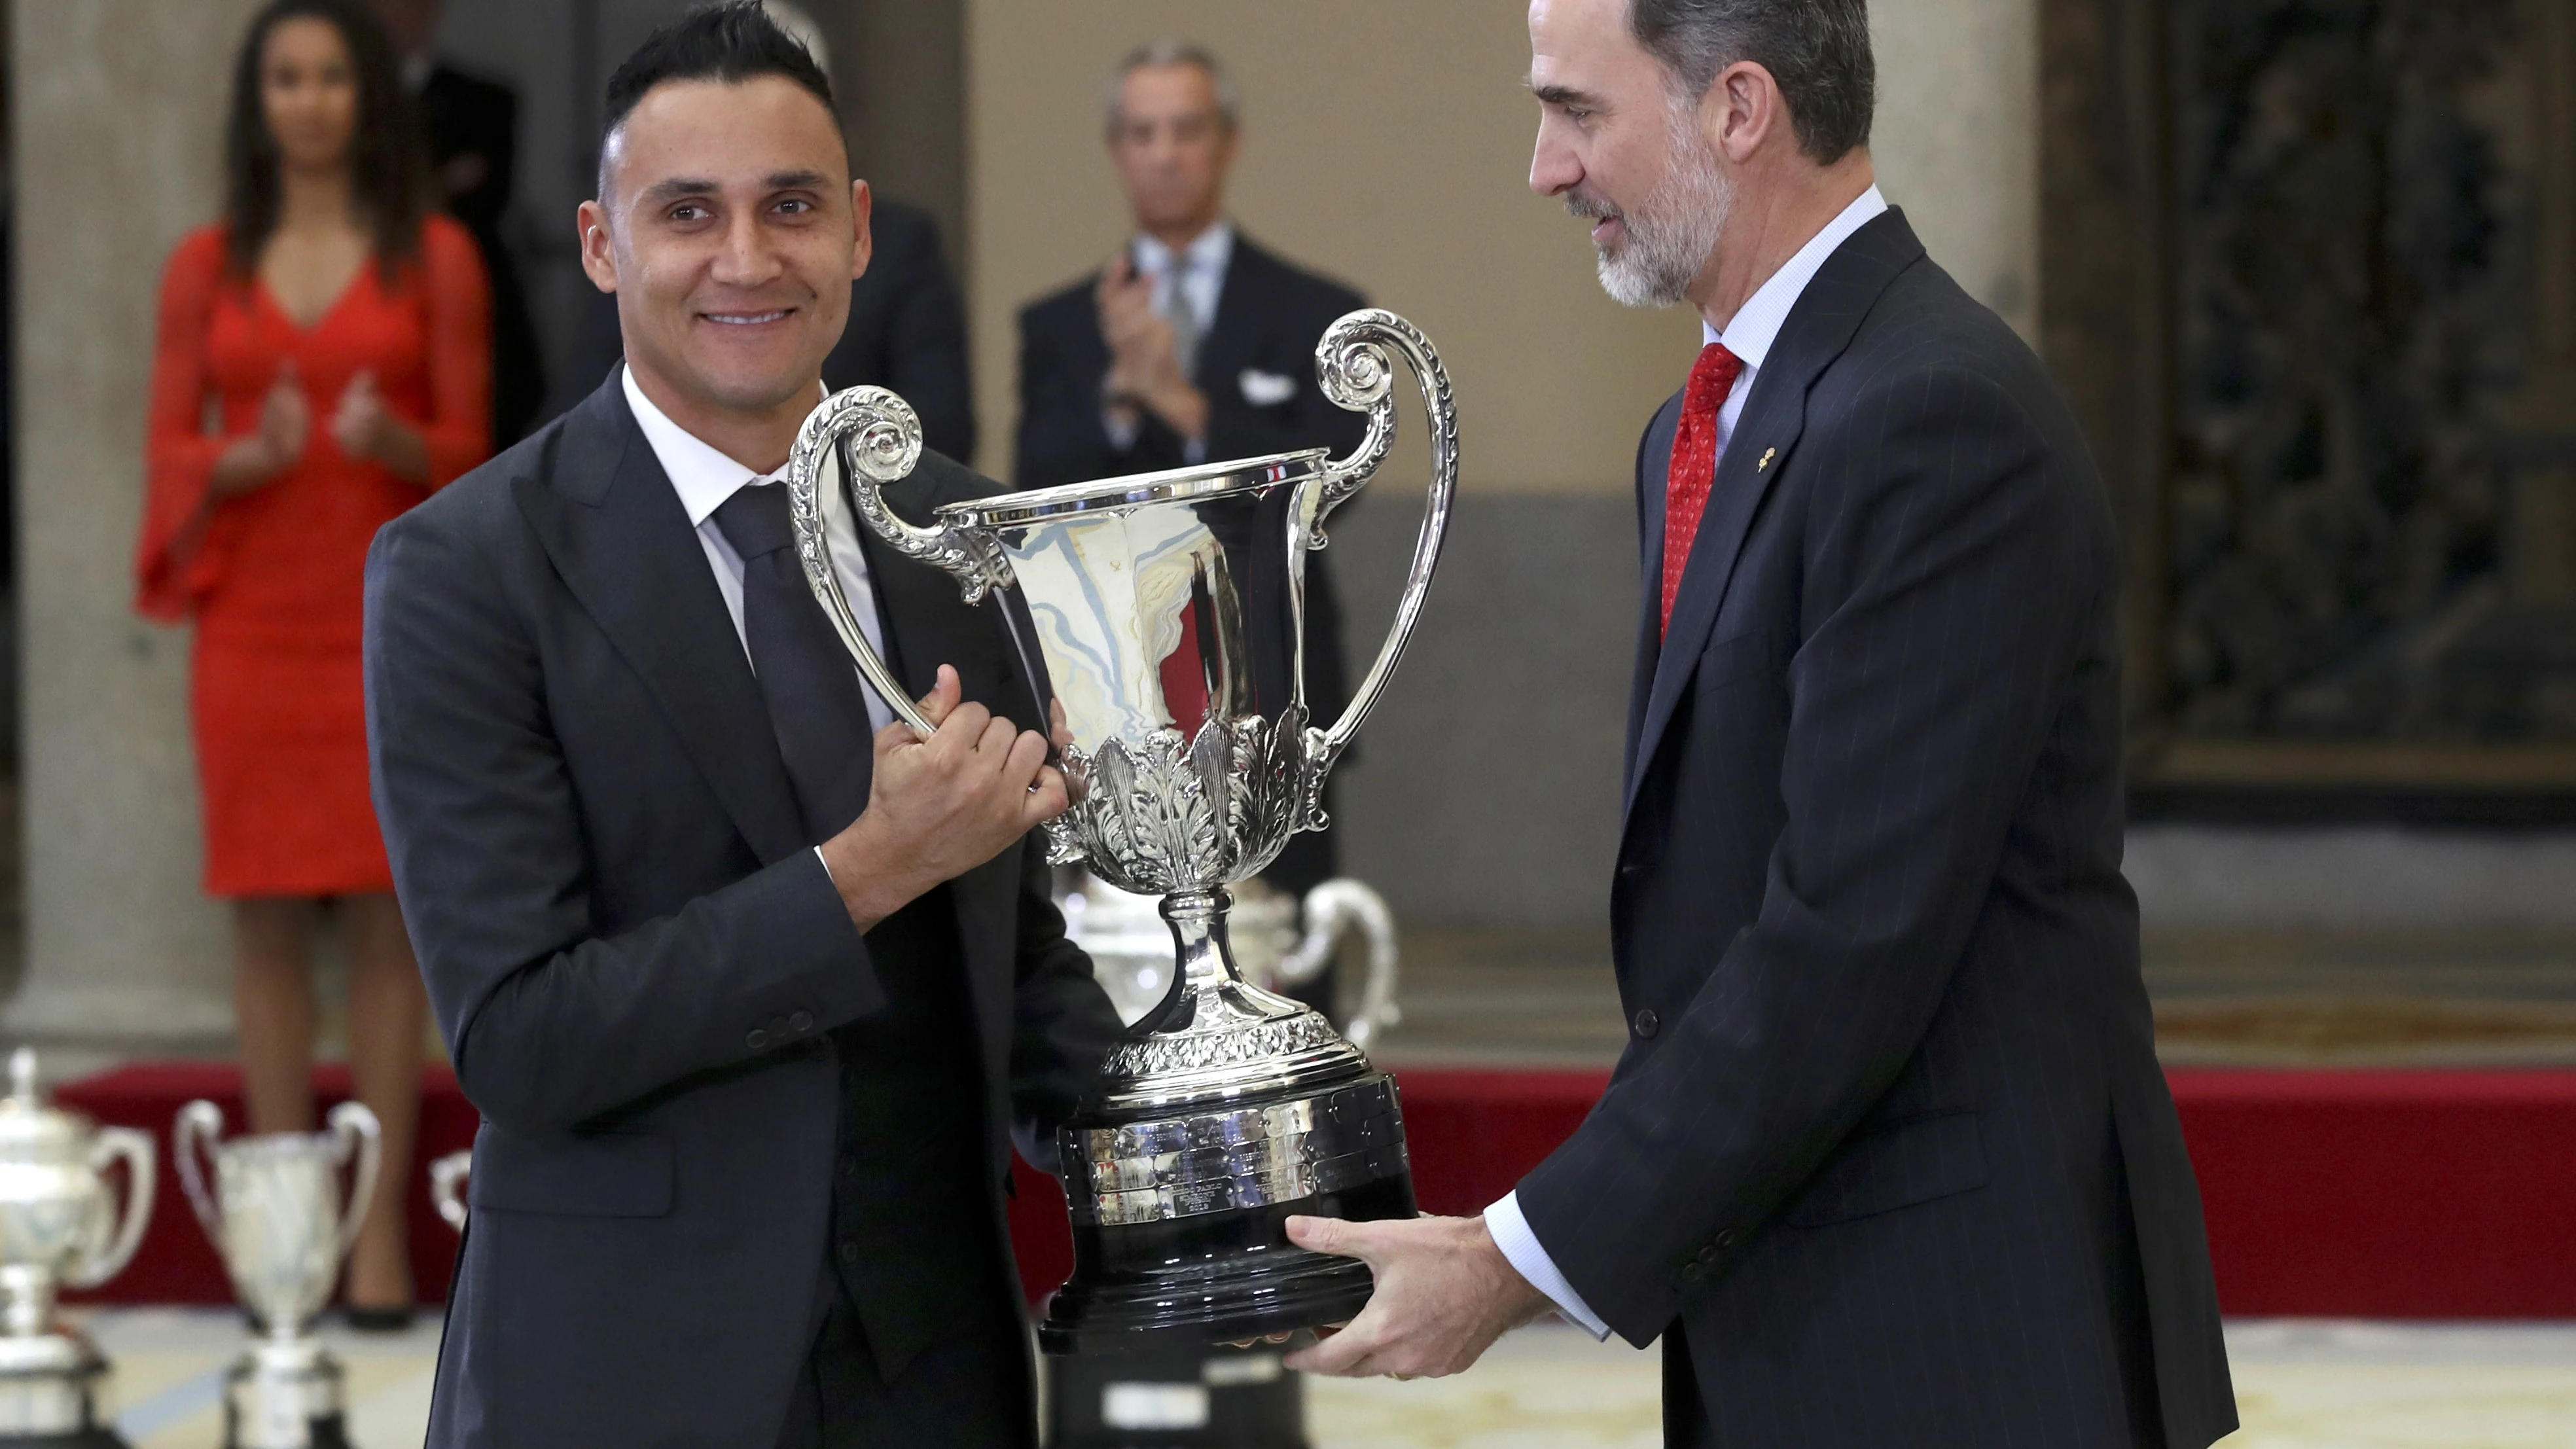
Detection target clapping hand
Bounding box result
[331,369,391,463]
[211,363,310,497]
[1093,253,1208,439]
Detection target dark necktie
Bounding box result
[711,483,876,843]
[1660,341,1747,637]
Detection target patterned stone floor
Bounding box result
[65,1310,2576,1447]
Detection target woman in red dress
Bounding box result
[138,0,488,1325]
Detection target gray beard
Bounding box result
[1594,111,1733,309]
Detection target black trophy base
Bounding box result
[0,1431,129,1448]
[1046,1341,1308,1448]
[1039,1172,1417,1356]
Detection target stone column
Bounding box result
[1872,0,2042,344]
[5,0,265,1052]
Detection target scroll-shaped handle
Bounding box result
[429,1151,471,1232]
[784,385,1012,736]
[327,1101,382,1260]
[172,1099,226,1245]
[1269,879,1403,1051]
[1306,310,1458,766]
[67,1126,156,1290]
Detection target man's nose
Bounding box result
[1530,122,1581,198]
[708,209,781,285]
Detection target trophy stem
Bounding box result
[0,1267,49,1340]
[1159,888,1243,999]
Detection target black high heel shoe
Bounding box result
[342,1300,418,1333]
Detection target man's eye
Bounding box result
[669,204,709,223]
[776,198,812,215]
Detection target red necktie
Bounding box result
[1660,342,1746,636]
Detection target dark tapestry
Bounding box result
[2162,0,2574,742]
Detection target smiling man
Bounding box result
[362,7,1120,1446]
[1281,2,2236,1446]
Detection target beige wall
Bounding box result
[963,0,2040,497]
[7,0,260,1049]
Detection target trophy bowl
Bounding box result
[788,309,1454,1352]
[0,1049,154,1444]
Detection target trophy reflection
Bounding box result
[789,308,1454,1350]
[174,1100,380,1449]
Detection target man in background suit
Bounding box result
[1282,3,2238,1446]
[377,0,546,444]
[365,8,1116,1444]
[1016,40,1360,894]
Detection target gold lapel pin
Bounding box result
[1756,447,1777,473]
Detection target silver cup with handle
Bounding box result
[174,1100,380,1449]
[0,1049,154,1444]
[788,308,1452,1351]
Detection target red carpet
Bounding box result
[52,1063,2576,1319]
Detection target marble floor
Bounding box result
[65,1310,2576,1447]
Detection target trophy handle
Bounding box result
[1270,880,1403,1052]
[429,1151,472,1232]
[172,1099,226,1243]
[325,1101,383,1260]
[785,385,1012,736]
[67,1126,156,1289]
[1308,310,1457,765]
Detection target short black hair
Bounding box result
[599,2,842,190]
[1629,0,1874,165]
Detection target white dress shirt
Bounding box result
[1483,184,1891,1341]
[1103,221,1236,463]
[620,364,897,734]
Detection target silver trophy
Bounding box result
[788,308,1452,1351]
[174,1100,380,1449]
[0,1050,154,1444]
[427,1153,469,1233]
[1064,871,1399,1048]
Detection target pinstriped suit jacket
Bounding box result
[1514,209,2236,1448]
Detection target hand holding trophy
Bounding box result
[787,309,1455,1351]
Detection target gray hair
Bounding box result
[1628,0,1874,164]
[1101,39,1241,135]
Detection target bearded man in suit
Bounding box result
[365,7,1118,1444]
[1279,3,2238,1446]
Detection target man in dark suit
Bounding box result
[557,195,978,461]
[1283,3,2237,1446]
[1015,41,1361,894]
[377,0,546,443]
[363,9,1117,1445]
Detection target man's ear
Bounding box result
[850,179,875,282]
[577,199,618,294]
[1710,60,1782,164]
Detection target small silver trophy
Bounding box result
[1064,871,1399,1048]
[427,1153,469,1233]
[0,1050,154,1444]
[789,309,1452,1350]
[174,1100,380,1449]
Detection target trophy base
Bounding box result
[1045,1340,1308,1448]
[223,1338,347,1449]
[0,1330,118,1444]
[1039,1171,1416,1355]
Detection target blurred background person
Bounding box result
[552,3,978,459]
[135,0,490,1329]
[375,0,543,446]
[1016,40,1361,896]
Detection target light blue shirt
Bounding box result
[1483,184,1890,1342]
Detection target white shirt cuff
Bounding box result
[1103,407,1139,452]
[1484,1190,1611,1340]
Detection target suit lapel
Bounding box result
[1622,210,1929,828]
[513,379,810,865]
[1193,236,1268,398]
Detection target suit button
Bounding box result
[840,1154,858,1179]
[1679,1261,1707,1284]
[746,1028,770,1051]
[838,1242,860,1266]
[1633,1009,1660,1039]
[789,1010,815,1034]
[1619,861,1646,878]
[1715,1226,1743,1250]
[1695,1245,1720,1266]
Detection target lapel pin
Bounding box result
[1756,447,1777,473]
